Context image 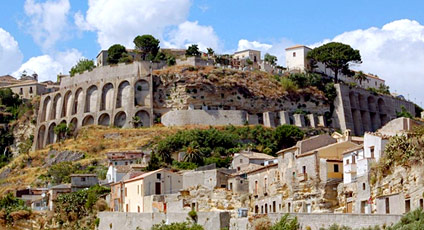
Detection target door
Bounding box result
[155,182,161,195]
[346,202,353,213]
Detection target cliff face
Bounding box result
[153,66,330,116]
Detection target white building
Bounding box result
[285,45,386,89]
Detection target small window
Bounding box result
[237,167,240,171]
[125,188,127,197]
[114,162,117,165]
[240,159,243,163]
[302,166,306,174]
[293,52,296,57]
[81,177,86,182]
[334,164,339,173]
[19,88,23,95]
[352,156,356,164]
[157,173,161,180]
[346,159,350,165]
[29,87,33,94]
[370,147,375,159]
[362,183,366,190]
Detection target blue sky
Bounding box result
[1,0,424,104]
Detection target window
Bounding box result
[405,200,411,213]
[114,162,117,165]
[240,159,243,163]
[81,177,86,182]
[138,206,140,213]
[157,173,161,180]
[293,52,296,57]
[352,156,356,164]
[125,188,127,197]
[126,204,128,212]
[346,159,349,165]
[385,197,390,214]
[19,88,23,95]
[237,167,240,171]
[229,183,233,190]
[362,183,366,190]
[420,199,423,209]
[29,87,33,94]
[370,147,375,159]
[334,164,339,173]
[137,185,139,194]
[302,166,306,174]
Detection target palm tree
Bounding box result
[183,142,203,164]
[354,71,368,86]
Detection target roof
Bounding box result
[237,151,275,160]
[297,141,359,159]
[114,164,144,173]
[50,184,71,190]
[285,45,312,50]
[276,146,298,155]
[0,80,43,88]
[70,174,97,177]
[124,168,169,183]
[234,49,260,54]
[245,163,278,175]
[0,75,18,82]
[342,145,364,155]
[231,164,264,176]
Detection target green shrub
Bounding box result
[151,221,204,230]
[270,214,299,230]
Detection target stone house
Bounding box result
[182,166,234,190]
[106,164,144,184]
[232,49,261,69]
[70,174,99,192]
[122,168,182,213]
[231,151,276,172]
[109,171,144,212]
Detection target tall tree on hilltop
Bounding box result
[307,42,361,83]
[186,44,201,57]
[107,44,128,64]
[133,35,160,61]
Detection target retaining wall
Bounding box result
[161,110,248,126]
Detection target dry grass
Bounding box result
[0,125,207,195]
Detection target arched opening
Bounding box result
[134,80,150,106]
[349,92,357,109]
[377,98,386,114]
[70,118,78,135]
[46,123,56,145]
[101,83,114,111]
[351,109,362,135]
[358,94,366,110]
[98,113,111,126]
[367,96,376,112]
[82,115,94,126]
[85,85,98,113]
[73,88,83,115]
[37,125,46,149]
[41,96,51,122]
[62,91,73,118]
[52,94,62,120]
[134,110,150,128]
[114,111,127,128]
[116,81,131,109]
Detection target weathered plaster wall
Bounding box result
[161,110,248,126]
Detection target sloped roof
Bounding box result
[238,151,275,160]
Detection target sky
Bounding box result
[1,0,424,106]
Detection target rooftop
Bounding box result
[285,45,312,51]
[70,174,97,177]
[237,151,275,160]
[234,49,261,54]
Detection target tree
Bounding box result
[107,44,127,64]
[69,59,95,77]
[133,35,160,61]
[183,141,203,164]
[353,71,368,86]
[396,106,413,118]
[264,53,278,65]
[273,125,304,150]
[54,123,73,141]
[206,48,214,56]
[186,44,201,57]
[307,42,361,83]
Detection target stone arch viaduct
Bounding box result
[34,62,164,150]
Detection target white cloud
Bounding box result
[24,0,71,52]
[13,49,82,82]
[318,19,424,103]
[76,0,191,49]
[236,39,294,66]
[0,28,23,75]
[164,21,220,52]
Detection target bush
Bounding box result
[270,214,299,230]
[386,208,424,229]
[280,78,298,93]
[0,193,29,225]
[151,221,204,230]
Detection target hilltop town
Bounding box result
[0,35,424,230]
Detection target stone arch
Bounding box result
[377,98,386,114]
[98,113,111,126]
[70,117,78,135]
[41,96,51,122]
[101,83,114,111]
[116,81,131,109]
[51,93,62,120]
[46,123,56,145]
[36,125,46,149]
[114,111,127,128]
[134,80,150,106]
[358,94,366,110]
[367,96,376,112]
[134,110,150,128]
[82,115,94,126]
[61,91,73,118]
[85,85,98,113]
[73,88,83,115]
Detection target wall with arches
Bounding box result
[34,62,160,150]
[333,84,415,136]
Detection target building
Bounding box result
[106,164,144,184]
[70,174,99,192]
[109,170,144,212]
[285,45,386,89]
[48,184,71,211]
[106,150,149,166]
[16,187,49,211]
[122,168,182,213]
[182,165,234,190]
[231,151,276,171]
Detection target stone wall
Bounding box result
[333,84,415,136]
[97,211,231,230]
[230,213,402,230]
[161,110,248,126]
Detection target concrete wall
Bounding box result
[98,211,231,230]
[176,56,214,67]
[161,110,248,126]
[230,213,402,230]
[183,169,229,190]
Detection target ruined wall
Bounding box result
[333,84,415,136]
[162,110,248,126]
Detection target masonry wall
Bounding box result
[98,211,231,230]
[161,110,248,126]
[230,213,402,230]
